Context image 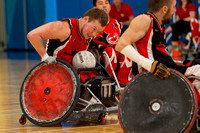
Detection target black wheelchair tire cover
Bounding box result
[118,69,198,133]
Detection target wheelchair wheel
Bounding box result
[20,59,80,127]
[119,69,198,133]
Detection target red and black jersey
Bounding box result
[134,13,177,68]
[133,13,187,74]
[45,18,91,63]
[92,18,121,47]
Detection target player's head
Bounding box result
[81,8,108,39]
[82,8,108,27]
[148,0,176,24]
[93,0,111,15]
[72,51,96,69]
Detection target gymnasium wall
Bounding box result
[56,0,148,20]
[3,0,199,51]
[2,0,148,51]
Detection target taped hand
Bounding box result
[150,61,170,79]
[42,53,56,64]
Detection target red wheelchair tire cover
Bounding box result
[22,62,77,121]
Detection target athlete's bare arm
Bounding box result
[115,14,151,52]
[115,14,154,72]
[27,21,71,57]
[115,14,170,79]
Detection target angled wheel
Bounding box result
[119,69,198,133]
[20,59,80,126]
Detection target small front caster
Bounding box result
[19,114,26,125]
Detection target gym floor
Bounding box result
[0,51,123,133]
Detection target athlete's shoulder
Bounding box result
[137,14,151,22]
[130,14,151,27]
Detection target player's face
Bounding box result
[81,19,105,39]
[95,0,111,14]
[162,0,176,24]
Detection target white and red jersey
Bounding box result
[93,18,121,47]
[190,19,200,47]
[91,18,132,85]
[45,18,91,64]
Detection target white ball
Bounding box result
[72,51,96,69]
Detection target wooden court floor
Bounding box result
[0,52,123,133]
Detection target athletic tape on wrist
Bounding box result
[41,53,49,61]
[120,45,153,72]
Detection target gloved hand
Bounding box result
[150,61,170,79]
[41,53,56,64]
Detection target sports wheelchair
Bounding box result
[19,59,122,126]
